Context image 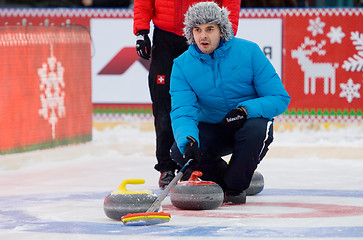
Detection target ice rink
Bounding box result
[1,122,363,239]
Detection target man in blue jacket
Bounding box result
[169,2,291,204]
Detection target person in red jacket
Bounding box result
[133,0,240,189]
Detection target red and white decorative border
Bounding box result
[275,114,363,123]
[0,8,133,18]
[1,8,362,19]
[239,8,363,18]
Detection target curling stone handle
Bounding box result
[120,179,145,191]
[146,159,193,213]
[112,179,150,194]
[189,170,203,181]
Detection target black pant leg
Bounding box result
[149,29,188,172]
[224,118,274,191]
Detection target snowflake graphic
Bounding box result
[327,26,345,44]
[307,17,325,37]
[342,31,363,72]
[38,45,66,139]
[339,78,361,103]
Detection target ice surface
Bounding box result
[1,122,363,239]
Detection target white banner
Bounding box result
[91,18,282,103]
[236,18,282,78]
[90,18,151,103]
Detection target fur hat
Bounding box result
[183,1,233,45]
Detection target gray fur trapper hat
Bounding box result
[183,1,233,45]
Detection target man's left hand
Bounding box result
[220,107,247,130]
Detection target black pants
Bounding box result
[149,28,189,173]
[170,118,274,192]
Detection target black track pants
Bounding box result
[170,118,274,191]
[149,28,188,172]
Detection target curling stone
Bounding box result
[246,171,264,196]
[103,179,158,220]
[170,171,224,210]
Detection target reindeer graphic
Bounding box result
[291,37,339,95]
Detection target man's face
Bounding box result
[193,23,222,54]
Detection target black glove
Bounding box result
[136,30,151,60]
[220,106,247,130]
[184,136,201,164]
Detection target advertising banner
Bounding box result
[0,8,362,124]
[283,9,363,122]
[0,26,92,154]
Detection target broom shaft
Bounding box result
[146,159,193,212]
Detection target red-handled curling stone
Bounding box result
[170,171,224,210]
[104,179,158,220]
[246,171,264,196]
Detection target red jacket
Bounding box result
[133,0,240,36]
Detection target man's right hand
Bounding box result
[184,136,201,164]
[136,30,151,60]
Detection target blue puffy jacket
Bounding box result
[170,37,291,154]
